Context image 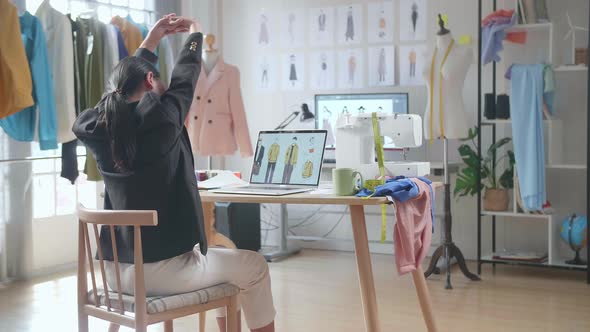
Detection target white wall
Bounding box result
[181,0,589,261]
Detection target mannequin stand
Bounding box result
[424,138,480,289]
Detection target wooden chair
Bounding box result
[77,204,239,332]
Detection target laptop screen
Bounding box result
[250,130,327,186]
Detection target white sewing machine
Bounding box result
[335,113,430,180]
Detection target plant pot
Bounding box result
[483,188,510,211]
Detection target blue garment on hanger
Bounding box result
[0,11,57,150]
[356,176,434,229]
[509,64,547,211]
[481,12,516,64]
[113,25,128,60]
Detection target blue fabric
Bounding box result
[0,12,57,150]
[481,12,516,65]
[356,176,434,230]
[113,25,128,60]
[509,64,546,211]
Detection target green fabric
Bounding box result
[543,65,554,93]
[78,17,104,181]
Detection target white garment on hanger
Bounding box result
[103,24,120,91]
[35,0,76,143]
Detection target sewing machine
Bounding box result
[335,113,430,180]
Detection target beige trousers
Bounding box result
[106,246,276,329]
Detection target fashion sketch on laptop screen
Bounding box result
[250,131,327,186]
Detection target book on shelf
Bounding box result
[493,251,548,262]
[517,0,550,24]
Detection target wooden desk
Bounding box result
[199,189,439,332]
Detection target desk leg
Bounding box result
[411,267,438,332]
[202,202,237,249]
[350,205,381,332]
[202,202,215,244]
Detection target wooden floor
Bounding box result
[1,249,589,332]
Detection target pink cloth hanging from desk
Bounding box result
[393,179,433,276]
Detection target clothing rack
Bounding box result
[0,155,86,165]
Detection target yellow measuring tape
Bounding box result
[371,113,388,243]
[428,39,455,143]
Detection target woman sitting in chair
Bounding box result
[73,15,275,332]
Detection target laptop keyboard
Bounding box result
[240,186,300,191]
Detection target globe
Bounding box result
[560,214,588,265]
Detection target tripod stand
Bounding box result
[424,138,480,289]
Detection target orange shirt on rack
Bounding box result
[0,0,34,119]
[110,15,143,55]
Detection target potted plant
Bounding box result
[454,128,515,211]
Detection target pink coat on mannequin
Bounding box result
[185,57,253,157]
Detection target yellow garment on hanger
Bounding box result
[428,39,455,142]
[0,0,34,119]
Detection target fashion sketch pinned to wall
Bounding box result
[337,4,363,45]
[368,46,395,87]
[368,1,394,43]
[309,7,335,46]
[310,51,336,90]
[256,10,273,47]
[282,52,305,91]
[281,9,305,48]
[255,55,278,92]
[399,0,427,41]
[338,48,365,89]
[399,45,426,86]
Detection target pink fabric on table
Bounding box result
[393,179,434,276]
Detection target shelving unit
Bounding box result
[477,0,589,283]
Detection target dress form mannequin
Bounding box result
[203,34,220,169]
[422,15,480,289]
[422,30,472,140]
[203,34,220,75]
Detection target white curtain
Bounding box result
[0,131,35,283]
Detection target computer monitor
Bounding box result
[315,93,409,149]
[249,130,328,186]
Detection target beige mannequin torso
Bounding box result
[203,50,220,75]
[422,33,473,140]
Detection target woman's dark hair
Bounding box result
[100,56,160,172]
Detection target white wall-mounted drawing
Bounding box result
[282,9,305,48]
[400,0,426,41]
[309,7,335,46]
[368,1,394,43]
[337,4,363,45]
[311,51,336,90]
[368,46,395,86]
[282,52,305,91]
[399,44,426,86]
[338,48,365,89]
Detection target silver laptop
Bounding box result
[211,130,328,196]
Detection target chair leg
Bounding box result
[199,312,206,332]
[107,323,120,332]
[164,320,174,332]
[78,312,88,332]
[226,295,239,332]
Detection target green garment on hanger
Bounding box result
[77,17,105,181]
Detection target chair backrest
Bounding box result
[77,204,158,319]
